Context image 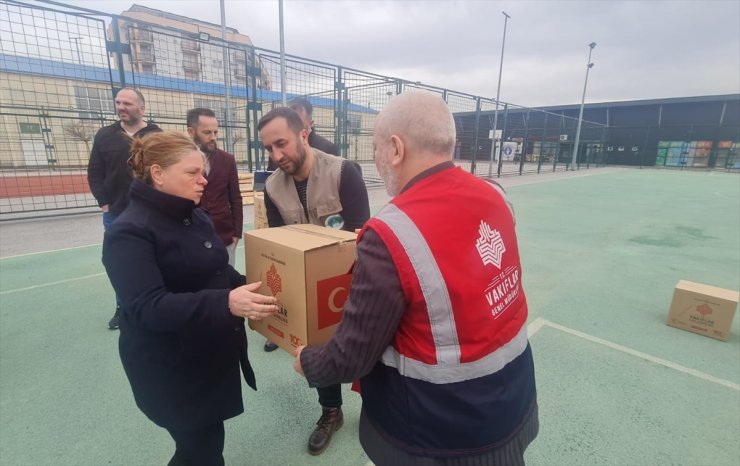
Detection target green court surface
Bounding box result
[0,168,738,465]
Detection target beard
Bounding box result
[280,142,307,175]
[377,154,400,197]
[198,140,217,154]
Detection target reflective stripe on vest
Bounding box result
[375,202,528,384]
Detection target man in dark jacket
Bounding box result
[186,108,243,267]
[87,87,161,330]
[289,97,340,156]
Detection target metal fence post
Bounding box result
[519,109,530,175]
[248,47,260,172]
[538,112,547,174]
[471,98,481,175]
[497,103,508,177]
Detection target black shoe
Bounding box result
[108,307,121,330]
[308,407,344,455]
[263,341,279,352]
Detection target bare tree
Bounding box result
[63,122,93,154]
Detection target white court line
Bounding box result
[535,318,740,392]
[527,316,547,337]
[0,243,101,260]
[0,272,106,295]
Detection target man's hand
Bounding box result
[101,204,110,213]
[232,237,240,248]
[294,345,306,377]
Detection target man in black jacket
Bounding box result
[289,97,340,156]
[87,87,161,330]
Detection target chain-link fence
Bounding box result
[0,0,607,217]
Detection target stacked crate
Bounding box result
[253,192,269,230]
[238,173,254,205]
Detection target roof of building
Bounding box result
[531,94,740,112]
[126,4,240,35]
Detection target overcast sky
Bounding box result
[60,0,740,107]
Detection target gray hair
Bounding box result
[375,91,456,155]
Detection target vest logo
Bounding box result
[476,220,506,269]
[266,263,282,296]
[316,274,352,329]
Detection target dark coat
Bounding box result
[308,129,339,156]
[102,179,254,431]
[200,148,243,246]
[87,121,161,214]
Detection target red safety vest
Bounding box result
[358,165,536,456]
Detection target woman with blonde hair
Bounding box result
[103,130,278,465]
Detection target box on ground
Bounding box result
[244,224,357,354]
[666,280,739,341]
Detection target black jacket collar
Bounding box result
[129,179,196,222]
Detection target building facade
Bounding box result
[112,4,271,90]
[457,95,740,169]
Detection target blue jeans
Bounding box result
[102,212,121,307]
[102,211,118,231]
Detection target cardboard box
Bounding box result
[666,280,739,341]
[253,192,268,230]
[244,224,357,354]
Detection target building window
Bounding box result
[74,86,114,120]
[183,52,200,70]
[19,122,42,134]
[138,43,154,62]
[183,51,201,80]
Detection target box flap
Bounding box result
[676,280,740,302]
[245,224,356,252]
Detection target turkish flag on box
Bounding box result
[316,274,351,330]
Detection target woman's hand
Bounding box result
[228,281,278,320]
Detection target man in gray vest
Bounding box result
[258,107,370,456]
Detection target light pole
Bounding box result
[570,42,596,171]
[488,11,510,177]
[279,0,287,106]
[220,0,233,153]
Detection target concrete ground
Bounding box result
[1,167,738,466]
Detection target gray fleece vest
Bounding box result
[265,148,344,227]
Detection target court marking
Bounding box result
[0,273,106,295]
[527,317,739,391]
[0,243,101,260]
[2,271,736,394]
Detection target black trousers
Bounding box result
[317,383,342,408]
[166,422,225,466]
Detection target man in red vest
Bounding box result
[294,91,539,465]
